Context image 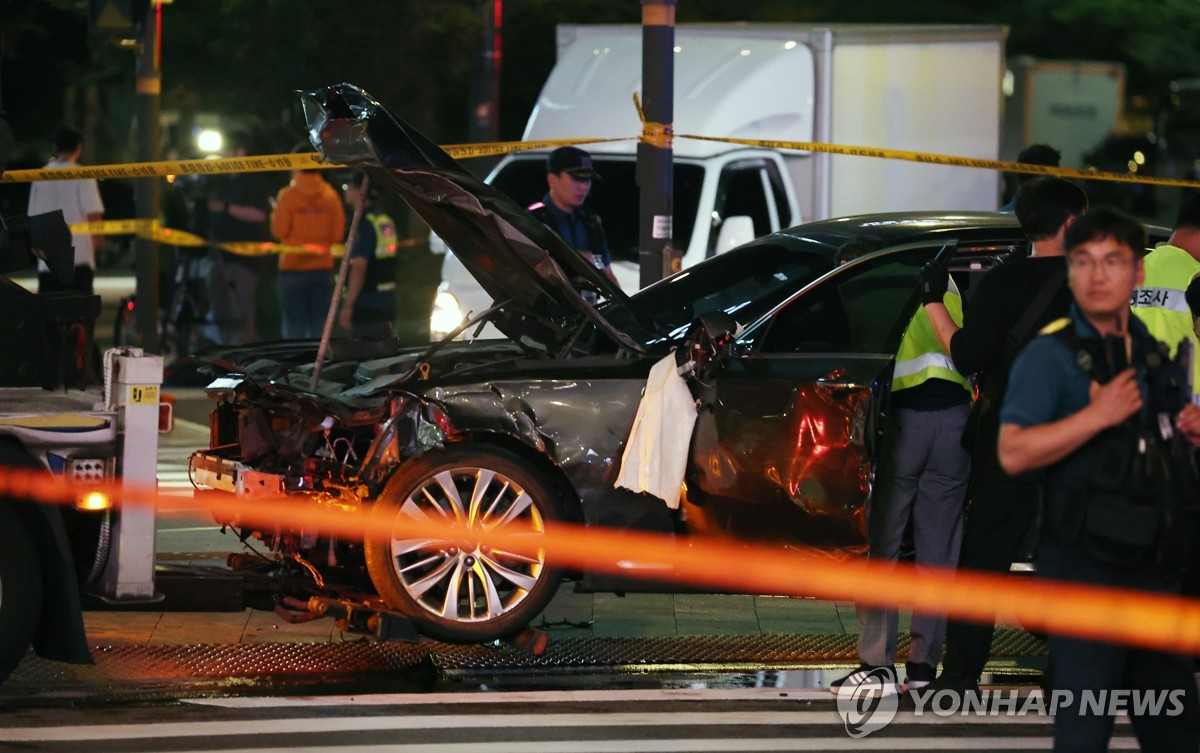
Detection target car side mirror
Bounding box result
[713,215,755,254]
[678,310,740,379]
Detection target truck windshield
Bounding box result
[488,156,704,264]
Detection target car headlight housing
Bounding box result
[430,284,465,340]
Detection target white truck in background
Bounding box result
[1002,56,1126,168]
[432,23,1005,339]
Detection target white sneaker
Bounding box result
[828,664,898,696]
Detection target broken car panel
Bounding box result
[191,83,1031,643]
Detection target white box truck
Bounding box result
[431,23,1006,339]
[1002,56,1126,168]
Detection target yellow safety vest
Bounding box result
[367,211,398,258]
[892,278,971,395]
[1131,244,1200,400]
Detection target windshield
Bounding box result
[490,156,705,264]
[608,233,841,345]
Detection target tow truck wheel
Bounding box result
[364,445,564,644]
[0,505,43,683]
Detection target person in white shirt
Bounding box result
[27,126,105,293]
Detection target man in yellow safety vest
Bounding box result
[830,243,972,696]
[1131,193,1200,402]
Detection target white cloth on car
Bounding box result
[615,352,697,508]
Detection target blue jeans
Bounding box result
[278,269,332,340]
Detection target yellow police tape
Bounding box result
[9,461,1200,656]
[3,153,329,183]
[9,131,1198,198]
[1,137,629,184]
[678,133,1200,190]
[69,218,423,257]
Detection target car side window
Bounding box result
[758,247,936,354]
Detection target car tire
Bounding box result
[364,445,564,643]
[0,505,43,683]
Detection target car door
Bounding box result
[683,244,943,552]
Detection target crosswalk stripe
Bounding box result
[157,740,1093,753]
[185,688,831,707]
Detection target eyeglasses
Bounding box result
[1066,254,1137,275]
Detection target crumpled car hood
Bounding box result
[300,83,641,356]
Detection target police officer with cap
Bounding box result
[528,146,618,302]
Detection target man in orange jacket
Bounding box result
[271,170,346,339]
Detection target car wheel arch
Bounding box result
[429,432,582,525]
[362,441,570,642]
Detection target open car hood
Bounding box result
[300,84,640,355]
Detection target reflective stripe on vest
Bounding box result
[1132,244,1200,402]
[892,278,971,394]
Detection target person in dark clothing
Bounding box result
[921,176,1088,691]
[338,174,399,338]
[528,146,617,304]
[999,143,1061,212]
[998,207,1200,751]
[205,132,270,346]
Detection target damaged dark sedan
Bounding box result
[190,83,1029,643]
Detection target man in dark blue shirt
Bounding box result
[999,207,1200,750]
[528,147,617,303]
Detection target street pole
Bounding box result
[134,3,161,352]
[638,0,677,289]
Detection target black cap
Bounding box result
[547,146,602,180]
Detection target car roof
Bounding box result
[775,211,1022,246]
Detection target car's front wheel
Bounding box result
[0,505,43,683]
[364,445,564,643]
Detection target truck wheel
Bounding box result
[364,445,563,643]
[0,505,43,683]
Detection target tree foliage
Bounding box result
[4,0,1200,159]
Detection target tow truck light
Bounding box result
[76,491,112,511]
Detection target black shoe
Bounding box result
[903,661,937,691]
[828,664,898,696]
[913,673,980,699]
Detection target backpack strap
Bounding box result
[1005,264,1067,364]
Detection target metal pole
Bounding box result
[312,175,368,391]
[637,0,677,289]
[468,1,501,142]
[134,3,161,352]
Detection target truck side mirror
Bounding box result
[713,215,755,255]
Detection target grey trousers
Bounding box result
[856,403,971,668]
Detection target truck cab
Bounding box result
[430,23,1004,340]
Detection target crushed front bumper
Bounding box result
[190,452,284,498]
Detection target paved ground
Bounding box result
[2,277,1042,689]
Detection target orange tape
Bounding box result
[10,463,1200,654]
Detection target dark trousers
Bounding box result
[1039,545,1200,752]
[940,453,1039,682]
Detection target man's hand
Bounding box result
[1176,403,1200,446]
[338,302,354,331]
[918,256,949,305]
[1087,369,1143,428]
